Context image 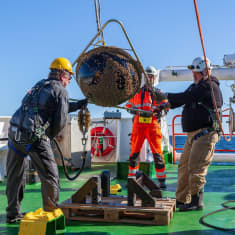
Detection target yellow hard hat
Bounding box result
[50,57,74,75]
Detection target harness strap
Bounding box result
[138,112,152,118]
[18,80,51,142]
[8,139,27,157]
[193,128,214,142]
[31,120,50,142]
[195,102,222,133]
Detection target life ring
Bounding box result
[90,127,115,157]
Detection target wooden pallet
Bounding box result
[60,196,176,226]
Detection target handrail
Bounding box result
[171,111,235,164]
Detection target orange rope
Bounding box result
[193,0,233,141]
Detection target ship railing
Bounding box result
[171,109,235,164]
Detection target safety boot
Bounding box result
[158,178,167,189]
[179,191,204,211]
[6,212,25,224]
[176,200,184,208]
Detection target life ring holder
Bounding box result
[90,126,115,157]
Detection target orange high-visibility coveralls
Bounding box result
[126,86,168,179]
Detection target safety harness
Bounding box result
[193,128,214,142]
[9,79,51,156]
[192,102,222,142]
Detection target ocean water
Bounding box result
[170,135,235,154]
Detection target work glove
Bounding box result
[76,98,88,109]
[154,102,170,119]
[127,109,137,115]
[152,87,167,102]
[68,98,88,113]
[154,102,169,112]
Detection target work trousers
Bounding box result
[176,128,219,203]
[6,137,60,217]
[128,122,165,178]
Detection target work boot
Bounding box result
[176,200,184,208]
[158,178,167,189]
[128,175,136,180]
[136,171,144,179]
[179,191,204,211]
[6,212,25,224]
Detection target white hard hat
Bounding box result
[145,66,158,76]
[188,57,211,72]
[144,65,159,87]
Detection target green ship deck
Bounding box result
[1,163,235,234]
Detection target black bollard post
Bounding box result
[101,170,110,197]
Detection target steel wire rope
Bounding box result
[79,1,165,111]
[193,0,233,141]
[94,0,105,45]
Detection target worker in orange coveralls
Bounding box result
[126,66,169,188]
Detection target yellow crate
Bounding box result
[19,208,64,235]
[110,184,122,195]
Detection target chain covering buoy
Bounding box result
[76,46,142,107]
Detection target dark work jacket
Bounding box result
[10,77,81,139]
[167,76,223,132]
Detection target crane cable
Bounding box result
[94,0,105,45]
[93,1,159,105]
[193,0,233,142]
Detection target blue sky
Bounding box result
[1,0,235,132]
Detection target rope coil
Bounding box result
[199,200,235,232]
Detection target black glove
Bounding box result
[68,98,88,113]
[154,103,170,121]
[127,109,137,115]
[76,98,88,109]
[154,103,170,114]
[152,87,167,102]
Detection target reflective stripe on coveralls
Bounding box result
[128,166,139,177]
[128,152,139,177]
[156,168,166,178]
[153,153,166,178]
[126,87,166,178]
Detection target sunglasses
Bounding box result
[188,65,200,70]
[64,74,72,81]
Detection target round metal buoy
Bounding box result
[75,46,142,107]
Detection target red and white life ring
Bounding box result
[90,127,115,157]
